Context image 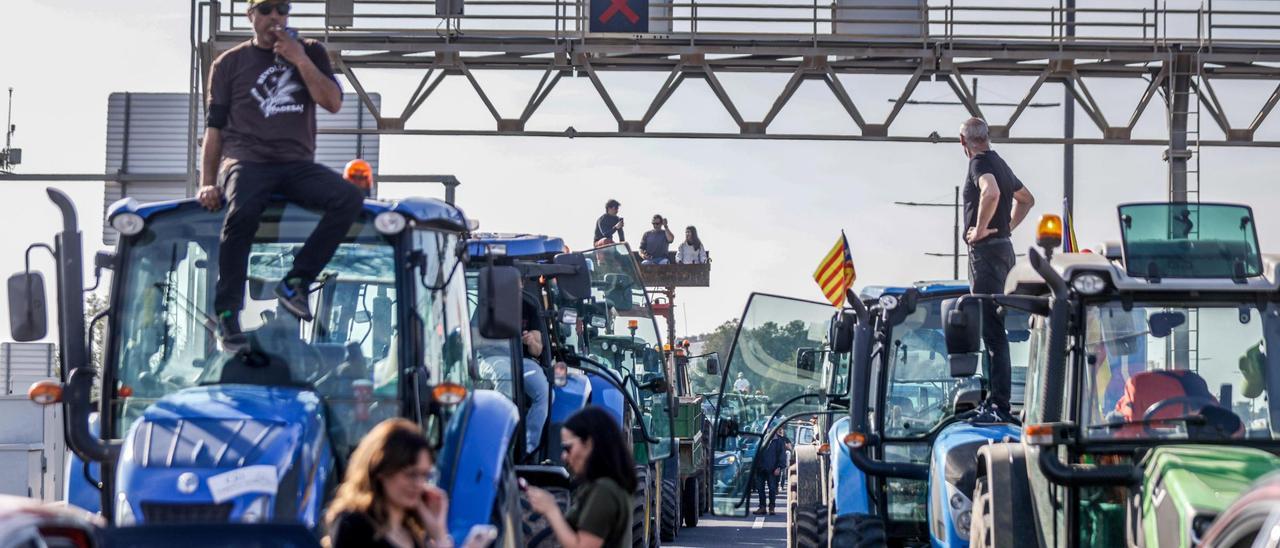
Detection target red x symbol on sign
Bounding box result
[599,0,640,24]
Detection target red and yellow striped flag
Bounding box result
[813,232,856,307]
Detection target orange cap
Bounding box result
[344,159,374,190]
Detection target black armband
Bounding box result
[206,104,230,129]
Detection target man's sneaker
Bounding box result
[218,312,249,353]
[274,278,313,321]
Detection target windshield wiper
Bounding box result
[1086,414,1207,430]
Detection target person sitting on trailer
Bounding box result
[676,225,709,264]
[639,214,675,265]
[198,0,364,352]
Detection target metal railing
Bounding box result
[208,0,1280,46]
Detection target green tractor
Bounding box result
[669,344,721,533]
[948,202,1280,547]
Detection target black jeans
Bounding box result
[214,160,364,314]
[969,238,1016,412]
[755,468,780,511]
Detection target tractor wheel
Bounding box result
[520,485,570,548]
[661,477,680,541]
[829,513,886,548]
[792,505,828,548]
[682,476,700,528]
[970,475,995,548]
[632,466,650,548]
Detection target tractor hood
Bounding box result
[115,385,328,525]
[1142,445,1280,547]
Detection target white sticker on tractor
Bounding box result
[207,465,279,503]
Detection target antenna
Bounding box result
[4,87,12,150]
[1,88,18,173]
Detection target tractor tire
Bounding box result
[661,478,680,541]
[633,466,650,548]
[792,505,828,548]
[520,485,570,548]
[682,476,700,528]
[830,513,886,548]
[970,475,995,548]
[787,446,828,548]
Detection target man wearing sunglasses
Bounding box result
[198,0,363,351]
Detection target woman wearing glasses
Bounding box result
[326,419,454,548]
[525,407,638,548]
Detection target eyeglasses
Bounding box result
[254,2,292,15]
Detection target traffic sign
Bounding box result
[590,0,648,33]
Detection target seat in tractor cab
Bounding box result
[1114,369,1243,439]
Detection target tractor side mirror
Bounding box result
[640,377,669,394]
[796,349,818,378]
[942,297,982,378]
[831,310,856,354]
[8,272,47,342]
[478,266,521,339]
[706,354,720,376]
[553,252,591,301]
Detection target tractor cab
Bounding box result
[8,190,521,543]
[944,202,1280,548]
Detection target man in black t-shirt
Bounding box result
[593,199,626,246]
[960,117,1036,416]
[197,0,365,351]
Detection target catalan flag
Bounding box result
[813,232,856,307]
[1063,198,1080,253]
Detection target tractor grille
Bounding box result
[141,502,234,524]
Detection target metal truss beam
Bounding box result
[200,4,1280,147]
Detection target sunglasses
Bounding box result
[253,2,292,15]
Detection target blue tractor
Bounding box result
[7,189,525,545]
[829,282,1029,547]
[463,236,673,547]
[707,285,1028,547]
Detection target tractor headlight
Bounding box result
[241,495,272,523]
[1071,273,1108,295]
[878,294,899,311]
[116,493,137,526]
[111,213,145,236]
[947,484,972,538]
[374,212,407,235]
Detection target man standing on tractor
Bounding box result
[594,199,626,246]
[197,0,365,351]
[959,117,1035,419]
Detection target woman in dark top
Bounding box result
[326,419,452,548]
[526,406,637,548]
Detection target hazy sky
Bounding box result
[3,0,1280,343]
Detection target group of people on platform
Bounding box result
[593,199,710,265]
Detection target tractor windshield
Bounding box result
[882,298,1031,438]
[108,204,463,458]
[715,293,832,515]
[562,243,672,460]
[1079,300,1280,442]
[1118,203,1262,279]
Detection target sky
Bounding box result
[3,0,1280,344]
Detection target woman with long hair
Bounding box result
[525,406,637,548]
[326,418,452,548]
[676,225,708,264]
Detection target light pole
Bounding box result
[895,186,962,279]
